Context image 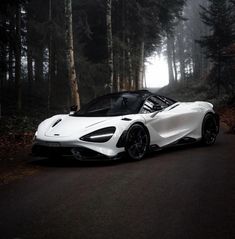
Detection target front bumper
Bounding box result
[32,144,121,161]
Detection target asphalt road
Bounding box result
[0,132,235,239]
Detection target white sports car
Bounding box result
[32,90,219,161]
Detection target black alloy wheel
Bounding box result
[125,124,149,160]
[202,114,218,145]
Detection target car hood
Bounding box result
[43,115,122,137]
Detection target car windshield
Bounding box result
[73,93,145,117]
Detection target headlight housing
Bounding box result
[80,127,116,143]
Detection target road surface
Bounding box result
[0,132,234,239]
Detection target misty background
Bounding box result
[0,0,235,122]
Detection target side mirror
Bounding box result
[151,105,163,118]
[153,105,163,111]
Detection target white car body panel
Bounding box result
[33,92,216,160]
[36,114,146,157]
[143,102,213,147]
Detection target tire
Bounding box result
[201,114,218,146]
[125,124,149,160]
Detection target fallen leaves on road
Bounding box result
[218,106,235,134]
[0,164,39,185]
[0,133,39,185]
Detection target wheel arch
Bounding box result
[201,112,220,135]
[201,112,219,145]
[124,122,150,160]
[132,122,150,141]
[116,121,150,148]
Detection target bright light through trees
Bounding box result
[145,54,169,88]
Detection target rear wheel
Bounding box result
[125,124,149,160]
[201,114,218,145]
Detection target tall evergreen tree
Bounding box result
[199,0,234,93]
[15,1,22,112]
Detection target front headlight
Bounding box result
[80,127,116,143]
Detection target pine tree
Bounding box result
[199,0,234,93]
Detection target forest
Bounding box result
[0,0,235,121]
[1,0,235,232]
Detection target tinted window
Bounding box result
[73,93,144,117]
[140,96,170,114]
[157,95,176,106]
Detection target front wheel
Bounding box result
[201,114,218,146]
[125,124,149,160]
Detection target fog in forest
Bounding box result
[0,0,235,119]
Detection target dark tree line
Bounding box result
[0,0,186,116]
[1,0,235,118]
[165,0,210,85]
[4,0,235,117]
[199,0,235,94]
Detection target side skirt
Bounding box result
[149,137,198,152]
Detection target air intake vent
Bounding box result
[52,119,62,128]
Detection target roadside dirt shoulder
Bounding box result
[218,106,235,134]
[0,136,39,185]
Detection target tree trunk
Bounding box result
[27,47,33,85]
[15,3,22,112]
[48,0,52,112]
[0,47,7,85]
[8,48,14,83]
[192,41,201,80]
[138,41,145,90]
[26,5,33,89]
[0,45,7,108]
[106,0,114,93]
[0,16,7,88]
[35,47,44,83]
[172,39,177,82]
[127,37,134,90]
[8,17,14,84]
[65,0,80,108]
[27,42,33,108]
[177,23,185,82]
[121,0,126,90]
[114,46,121,92]
[179,54,185,82]
[167,35,175,85]
[27,13,33,101]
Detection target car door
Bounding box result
[144,97,200,147]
